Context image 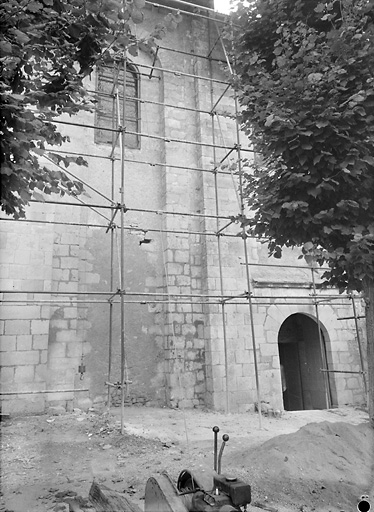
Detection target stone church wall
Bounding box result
[0,4,367,415]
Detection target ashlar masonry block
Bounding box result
[0,305,41,320]
[0,350,40,366]
[14,365,35,383]
[4,320,31,335]
[0,336,17,352]
[49,342,67,359]
[16,335,33,351]
[31,320,50,335]
[0,366,15,383]
[32,335,48,350]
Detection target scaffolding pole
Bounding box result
[216,19,262,427]
[311,267,333,408]
[350,294,368,398]
[206,23,230,413]
[119,56,128,435]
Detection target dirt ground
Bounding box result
[0,405,373,512]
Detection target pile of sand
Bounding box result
[226,421,373,511]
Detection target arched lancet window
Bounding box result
[95,61,140,148]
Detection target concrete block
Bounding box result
[40,350,48,364]
[58,282,79,293]
[55,330,76,343]
[0,250,14,263]
[16,335,33,351]
[0,336,17,352]
[14,250,31,265]
[32,335,48,350]
[53,245,69,256]
[0,366,15,383]
[0,350,40,366]
[53,268,70,281]
[49,342,66,358]
[4,320,31,335]
[50,319,69,330]
[70,269,79,281]
[260,343,278,357]
[0,305,40,320]
[63,307,78,319]
[166,263,183,275]
[175,250,190,263]
[69,245,80,257]
[60,257,79,269]
[31,320,49,335]
[14,365,35,383]
[0,262,9,278]
[34,364,48,382]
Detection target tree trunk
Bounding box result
[363,277,374,429]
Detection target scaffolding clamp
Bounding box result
[149,46,160,79]
[105,380,133,387]
[117,202,128,213]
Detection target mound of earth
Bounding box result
[226,421,374,512]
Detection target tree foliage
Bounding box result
[0,0,181,218]
[230,0,374,426]
[230,0,374,292]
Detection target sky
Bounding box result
[214,0,232,13]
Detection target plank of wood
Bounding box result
[88,481,143,512]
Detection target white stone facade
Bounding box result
[0,3,367,415]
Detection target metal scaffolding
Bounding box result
[0,0,367,427]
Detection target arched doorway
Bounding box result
[278,313,331,411]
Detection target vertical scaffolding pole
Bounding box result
[207,19,230,413]
[311,267,332,408]
[351,294,368,398]
[107,65,119,410]
[119,56,129,435]
[216,22,262,427]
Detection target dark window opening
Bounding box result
[95,62,140,149]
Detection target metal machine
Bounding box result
[144,426,252,512]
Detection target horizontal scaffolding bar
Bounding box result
[0,299,357,308]
[28,199,233,221]
[0,289,240,299]
[94,88,223,117]
[0,389,89,395]
[52,119,253,153]
[243,262,324,270]
[1,288,354,300]
[129,61,229,85]
[320,370,366,374]
[50,149,238,176]
[338,315,365,320]
[156,44,225,64]
[0,217,253,239]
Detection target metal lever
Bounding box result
[217,434,229,475]
[213,426,220,471]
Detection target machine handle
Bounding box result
[212,426,220,472]
[217,434,229,475]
